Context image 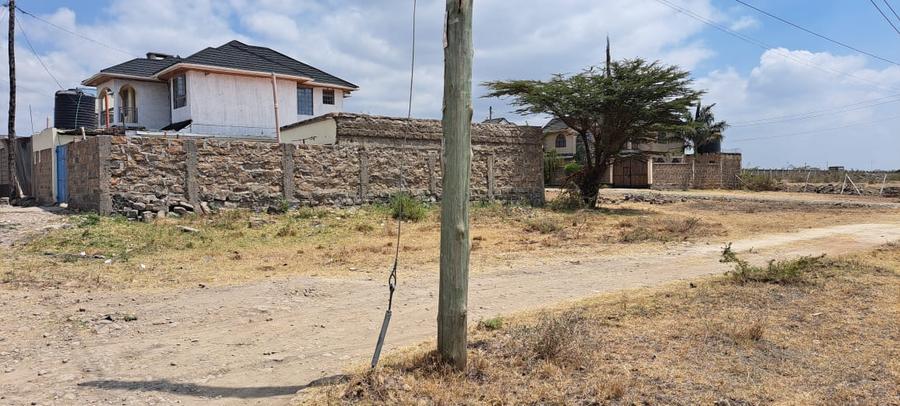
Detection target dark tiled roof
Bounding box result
[100,57,181,77]
[95,40,357,89]
[182,41,357,88]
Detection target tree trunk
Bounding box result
[437,0,473,371]
[7,0,17,199]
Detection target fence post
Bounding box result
[880,174,888,196]
[487,154,495,201]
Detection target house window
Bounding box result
[322,89,335,105]
[298,86,313,115]
[98,88,113,126]
[173,74,186,109]
[555,134,567,148]
[119,86,137,124]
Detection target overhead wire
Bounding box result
[12,4,138,58]
[731,0,899,66]
[729,113,900,142]
[729,95,900,127]
[652,0,900,93]
[868,0,900,35]
[885,0,900,22]
[16,18,63,89]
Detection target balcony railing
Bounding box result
[119,107,138,125]
[99,108,114,126]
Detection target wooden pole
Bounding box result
[437,0,473,370]
[846,174,861,195]
[271,72,281,143]
[880,174,887,196]
[7,0,17,199]
[802,170,811,192]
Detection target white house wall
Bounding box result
[94,79,171,130]
[281,117,337,145]
[184,71,298,137]
[299,87,343,122]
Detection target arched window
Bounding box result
[555,134,566,148]
[98,88,112,126]
[119,86,137,124]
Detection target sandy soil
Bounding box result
[2,215,898,405]
[0,206,68,247]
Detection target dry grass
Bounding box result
[1,195,897,291]
[615,216,725,243]
[306,244,900,405]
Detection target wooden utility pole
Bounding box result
[437,0,473,370]
[6,0,17,199]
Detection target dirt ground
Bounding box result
[0,191,899,405]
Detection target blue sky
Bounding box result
[3,0,899,169]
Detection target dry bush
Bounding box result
[721,243,825,285]
[523,217,564,234]
[512,310,588,362]
[616,216,723,243]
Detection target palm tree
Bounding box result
[678,101,728,152]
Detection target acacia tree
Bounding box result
[484,55,701,206]
[677,101,728,152]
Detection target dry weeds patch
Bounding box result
[308,245,900,405]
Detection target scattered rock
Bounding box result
[178,226,200,233]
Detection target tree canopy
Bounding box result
[484,56,703,204]
[676,101,728,151]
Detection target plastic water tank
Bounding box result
[54,89,97,129]
[696,140,721,154]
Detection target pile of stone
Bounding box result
[621,193,680,205]
[116,199,214,222]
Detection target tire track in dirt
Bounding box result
[1,222,898,405]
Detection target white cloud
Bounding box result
[0,0,721,137]
[696,49,900,169]
[729,15,759,31]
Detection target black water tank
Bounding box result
[54,89,97,129]
[696,140,721,154]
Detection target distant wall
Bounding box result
[651,153,741,190]
[61,114,544,216]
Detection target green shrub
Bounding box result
[564,162,583,175]
[544,150,563,183]
[478,317,504,331]
[390,192,428,222]
[720,243,824,284]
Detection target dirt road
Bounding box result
[0,206,67,247]
[2,220,898,405]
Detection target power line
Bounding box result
[652,0,900,93]
[731,0,899,66]
[730,95,900,127]
[868,0,900,35]
[11,4,137,58]
[16,19,62,89]
[884,0,900,23]
[729,113,900,142]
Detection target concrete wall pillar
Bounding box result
[358,147,369,201]
[487,153,495,200]
[281,143,295,201]
[184,139,199,207]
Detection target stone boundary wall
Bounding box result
[33,149,53,204]
[652,153,741,190]
[66,136,112,213]
[63,116,544,217]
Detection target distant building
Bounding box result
[82,40,358,137]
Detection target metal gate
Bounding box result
[612,156,649,188]
[55,145,68,204]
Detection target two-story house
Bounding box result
[81,40,358,137]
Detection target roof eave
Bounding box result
[155,63,358,91]
[82,72,162,86]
